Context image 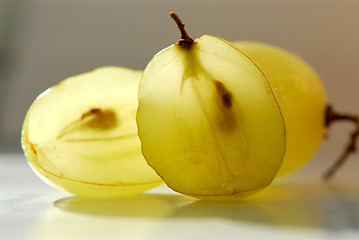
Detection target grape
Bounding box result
[21,66,163,197]
[136,13,285,199]
[233,41,327,176]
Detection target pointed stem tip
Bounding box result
[169,12,194,47]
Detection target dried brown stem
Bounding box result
[169,12,194,47]
[323,105,359,180]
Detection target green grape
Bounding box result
[21,66,163,197]
[233,41,326,177]
[136,13,285,199]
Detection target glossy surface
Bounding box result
[138,35,285,199]
[1,153,359,240]
[234,42,327,176]
[21,66,162,197]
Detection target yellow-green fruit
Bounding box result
[21,66,162,197]
[233,42,326,176]
[137,35,286,199]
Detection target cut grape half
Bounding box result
[22,66,163,197]
[137,32,286,199]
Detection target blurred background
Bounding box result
[0,0,358,171]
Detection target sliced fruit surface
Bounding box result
[22,66,162,197]
[137,35,285,199]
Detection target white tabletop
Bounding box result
[1,152,358,240]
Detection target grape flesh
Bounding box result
[137,35,285,199]
[21,66,163,197]
[234,42,327,176]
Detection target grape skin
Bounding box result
[21,66,163,197]
[137,36,286,199]
[234,41,327,176]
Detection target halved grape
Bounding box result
[21,66,163,197]
[233,41,327,176]
[137,14,285,199]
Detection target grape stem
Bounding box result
[169,12,194,47]
[324,105,359,180]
